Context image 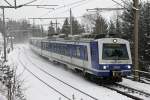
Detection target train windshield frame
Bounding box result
[102,43,129,60]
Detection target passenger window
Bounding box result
[76,47,80,57]
[84,47,88,60]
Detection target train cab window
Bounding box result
[102,44,129,60]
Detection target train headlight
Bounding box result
[127,65,131,69]
[113,39,117,43]
[103,66,107,70]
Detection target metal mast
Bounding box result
[133,0,139,81]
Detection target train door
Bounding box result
[81,45,88,69]
[90,42,99,69]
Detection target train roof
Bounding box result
[30,37,129,44]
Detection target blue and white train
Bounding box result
[29,37,132,82]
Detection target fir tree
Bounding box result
[48,21,55,37]
[115,17,122,38]
[72,17,85,35]
[108,20,115,36]
[93,15,108,34]
[61,18,70,36]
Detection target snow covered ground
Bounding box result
[0,83,7,100]
[6,44,150,100]
[120,78,150,94]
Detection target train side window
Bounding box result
[46,42,48,50]
[72,46,77,57]
[54,44,56,52]
[84,47,88,60]
[51,43,54,52]
[49,43,51,51]
[62,46,65,55]
[58,44,60,54]
[60,45,63,54]
[43,42,45,49]
[64,45,69,56]
[76,47,80,57]
[55,43,57,53]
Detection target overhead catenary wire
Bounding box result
[19,0,38,7]
[54,0,88,11]
[54,0,93,16]
[3,0,12,6]
[39,0,90,17]
[120,0,130,6]
[111,0,125,8]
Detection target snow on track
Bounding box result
[8,44,133,100]
[120,78,150,94]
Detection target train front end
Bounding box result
[92,38,132,82]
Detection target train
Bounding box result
[29,36,132,82]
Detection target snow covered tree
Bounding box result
[139,2,150,62]
[61,17,85,36]
[61,18,70,36]
[121,1,150,70]
[115,17,122,38]
[108,20,115,36]
[93,15,108,34]
[121,4,134,40]
[72,17,85,35]
[48,21,55,37]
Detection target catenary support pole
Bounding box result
[2,8,7,62]
[133,0,139,81]
[70,8,73,36]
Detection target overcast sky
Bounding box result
[0,0,133,27]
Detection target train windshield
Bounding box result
[102,44,129,60]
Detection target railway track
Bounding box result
[19,47,99,100]
[103,83,150,100]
